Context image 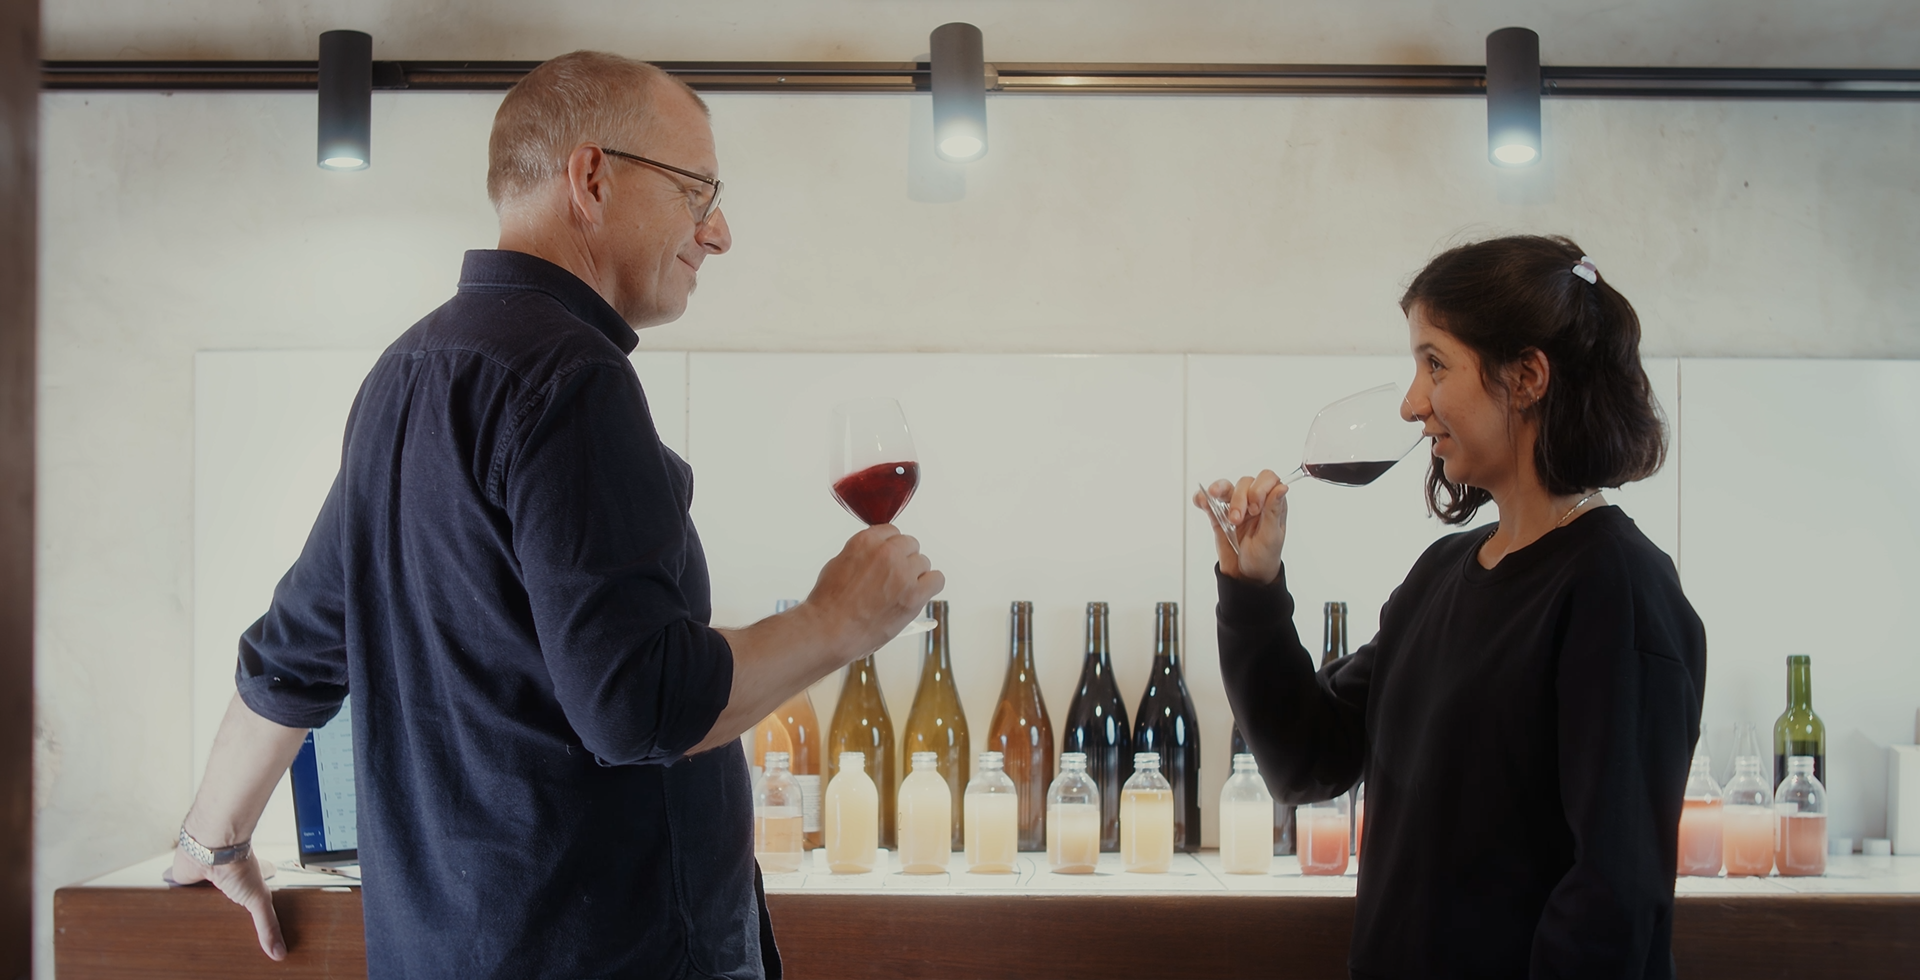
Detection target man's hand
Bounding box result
[1196,472,1289,584]
[805,523,944,657]
[168,845,286,961]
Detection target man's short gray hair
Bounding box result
[486,51,708,209]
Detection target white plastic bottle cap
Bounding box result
[1863,838,1893,856]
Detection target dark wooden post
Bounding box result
[0,0,36,977]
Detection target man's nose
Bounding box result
[698,209,731,254]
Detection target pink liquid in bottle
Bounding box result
[1721,804,1775,876]
[1676,797,1723,876]
[1775,813,1826,876]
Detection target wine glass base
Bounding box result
[895,616,937,637]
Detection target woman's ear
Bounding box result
[1511,348,1552,409]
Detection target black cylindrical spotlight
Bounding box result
[317,30,372,171]
[1486,27,1541,167]
[930,22,987,163]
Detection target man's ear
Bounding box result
[563,144,613,227]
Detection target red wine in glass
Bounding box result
[1300,460,1397,487]
[831,461,921,525]
[829,398,936,635]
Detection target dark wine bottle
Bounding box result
[987,601,1054,851]
[1062,602,1132,852]
[904,600,970,850]
[1323,601,1348,665]
[1134,602,1202,852]
[1772,654,1826,788]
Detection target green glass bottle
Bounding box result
[1772,654,1825,790]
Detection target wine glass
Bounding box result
[1200,383,1425,557]
[829,398,936,636]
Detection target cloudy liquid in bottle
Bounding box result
[824,751,879,874]
[964,751,1019,873]
[897,752,953,874]
[1120,751,1174,873]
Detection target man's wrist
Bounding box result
[177,823,252,867]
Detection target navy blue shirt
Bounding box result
[236,250,773,979]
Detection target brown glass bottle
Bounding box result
[1062,602,1131,851]
[987,601,1054,851]
[776,689,824,851]
[1133,602,1201,851]
[903,600,971,850]
[828,653,896,848]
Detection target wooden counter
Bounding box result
[56,853,1920,979]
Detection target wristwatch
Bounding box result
[177,825,252,867]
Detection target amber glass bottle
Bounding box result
[769,599,825,849]
[904,600,971,850]
[1133,602,1201,851]
[1062,601,1131,851]
[987,601,1054,851]
[828,653,896,848]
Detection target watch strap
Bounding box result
[178,825,252,867]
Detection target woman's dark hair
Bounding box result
[1400,235,1666,525]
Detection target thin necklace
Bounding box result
[1483,490,1603,549]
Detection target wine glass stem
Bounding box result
[1286,466,1308,484]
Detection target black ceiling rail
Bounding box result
[39,59,1920,99]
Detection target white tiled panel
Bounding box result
[686,353,1188,796]
[1681,359,1920,844]
[192,349,690,847]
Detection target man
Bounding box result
[169,51,942,979]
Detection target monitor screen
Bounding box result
[290,694,358,867]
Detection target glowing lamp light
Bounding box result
[1485,27,1542,168]
[930,23,988,164]
[317,30,373,171]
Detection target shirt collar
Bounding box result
[456,249,639,355]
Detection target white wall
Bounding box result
[32,61,1920,977]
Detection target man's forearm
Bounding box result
[692,604,858,756]
[183,692,311,845]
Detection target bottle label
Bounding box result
[795,774,822,833]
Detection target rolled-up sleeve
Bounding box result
[235,470,351,729]
[502,361,732,767]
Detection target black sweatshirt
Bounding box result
[1218,507,1706,980]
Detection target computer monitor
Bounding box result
[289,694,358,870]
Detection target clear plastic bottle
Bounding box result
[1297,794,1351,876]
[1219,753,1274,875]
[1775,755,1827,876]
[964,751,1019,873]
[824,750,879,874]
[897,751,952,874]
[1120,751,1174,873]
[753,751,805,874]
[1677,742,1724,876]
[1722,724,1775,876]
[1352,780,1365,859]
[1046,752,1101,873]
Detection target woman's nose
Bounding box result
[1400,385,1424,423]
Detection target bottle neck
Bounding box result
[1085,604,1112,670]
[1786,659,1813,709]
[1323,601,1348,667]
[1008,602,1036,672]
[1153,602,1180,669]
[921,603,952,674]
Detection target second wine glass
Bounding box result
[829,397,936,636]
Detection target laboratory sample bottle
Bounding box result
[1219,753,1274,875]
[1046,752,1101,874]
[1722,724,1775,876]
[1120,751,1174,873]
[1775,755,1827,877]
[1677,742,1724,877]
[964,751,1019,873]
[753,751,804,874]
[824,750,879,874]
[897,751,953,874]
[1297,794,1351,876]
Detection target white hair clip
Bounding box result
[1572,255,1599,284]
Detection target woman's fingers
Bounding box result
[1230,476,1258,523]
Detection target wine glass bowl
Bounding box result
[829,397,936,636]
[1200,382,1426,557]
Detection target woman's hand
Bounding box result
[1194,471,1289,584]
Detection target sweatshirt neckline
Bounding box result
[1458,505,1623,585]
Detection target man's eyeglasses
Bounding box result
[603,148,724,224]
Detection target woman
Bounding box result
[1200,236,1705,979]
